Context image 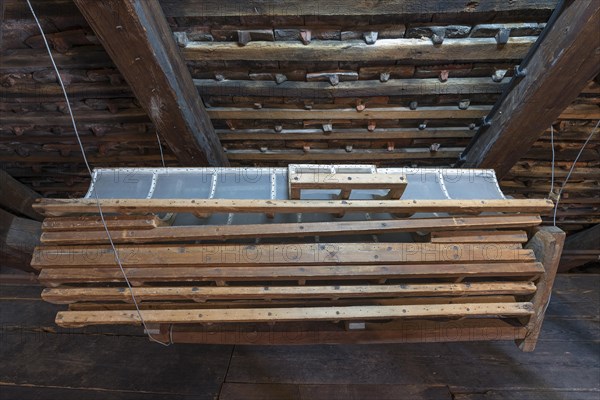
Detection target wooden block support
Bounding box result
[517,226,565,352]
[289,172,407,200]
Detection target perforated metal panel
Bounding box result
[85,165,507,234]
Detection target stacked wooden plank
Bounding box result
[30,172,563,351]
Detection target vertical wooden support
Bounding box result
[517,226,565,352]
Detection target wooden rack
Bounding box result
[31,191,563,352]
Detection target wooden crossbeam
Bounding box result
[461,1,600,177]
[196,78,506,99]
[39,216,542,245]
[207,106,491,120]
[54,303,535,327]
[224,148,464,162]
[217,128,475,141]
[73,0,228,166]
[33,198,555,217]
[42,282,537,304]
[183,38,536,62]
[159,1,556,17]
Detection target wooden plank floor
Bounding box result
[0,274,598,400]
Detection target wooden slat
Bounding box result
[41,282,537,304]
[224,148,464,162]
[39,216,542,245]
[461,2,600,177]
[431,230,529,244]
[196,78,506,98]
[159,319,528,345]
[42,215,168,232]
[37,262,545,285]
[73,0,228,166]
[183,38,536,62]
[54,302,535,327]
[33,198,555,217]
[217,127,475,141]
[207,106,491,120]
[64,296,521,312]
[31,242,536,269]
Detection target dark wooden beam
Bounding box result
[196,78,506,99]
[559,224,600,271]
[0,208,41,272]
[72,0,228,166]
[0,169,43,221]
[159,0,556,17]
[460,1,600,177]
[183,38,535,62]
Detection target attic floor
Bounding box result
[0,274,598,400]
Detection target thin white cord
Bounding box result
[549,125,556,199]
[552,119,600,226]
[26,0,170,346]
[155,130,166,168]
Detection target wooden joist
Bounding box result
[41,282,537,304]
[54,302,535,327]
[207,106,491,120]
[73,0,228,166]
[224,148,464,162]
[196,78,506,98]
[217,128,475,141]
[183,38,536,62]
[430,230,530,244]
[39,216,542,245]
[159,0,556,17]
[461,1,600,177]
[37,262,546,286]
[33,198,555,217]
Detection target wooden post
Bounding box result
[517,226,565,352]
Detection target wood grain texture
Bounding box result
[33,198,555,216]
[160,0,557,17]
[54,302,535,327]
[39,216,542,245]
[183,38,536,62]
[462,1,600,177]
[517,226,565,352]
[37,263,545,285]
[73,0,228,166]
